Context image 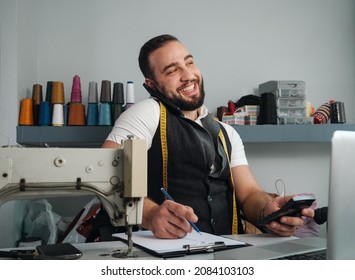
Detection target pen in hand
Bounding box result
[160,188,202,235]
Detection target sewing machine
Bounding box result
[0,138,147,254]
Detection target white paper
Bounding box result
[113,230,245,255]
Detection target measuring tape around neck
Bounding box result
[159,102,238,234]
[160,102,169,191]
[218,129,238,234]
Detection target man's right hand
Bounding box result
[143,199,198,239]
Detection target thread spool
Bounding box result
[70,75,82,103]
[33,104,40,126]
[217,106,229,121]
[52,104,64,126]
[88,81,98,103]
[63,104,68,126]
[228,100,236,113]
[51,81,65,104]
[314,100,334,124]
[330,101,346,124]
[87,103,99,126]
[39,101,51,126]
[19,98,34,126]
[32,84,43,105]
[98,103,112,126]
[125,81,135,110]
[45,81,53,103]
[112,82,124,121]
[257,92,277,125]
[112,104,124,123]
[100,80,111,103]
[113,82,124,104]
[32,84,43,125]
[68,103,86,126]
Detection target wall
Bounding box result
[0,0,18,146]
[0,0,20,248]
[33,0,355,121]
[245,142,330,203]
[0,0,354,246]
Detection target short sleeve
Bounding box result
[219,122,248,167]
[105,99,160,149]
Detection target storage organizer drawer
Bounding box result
[278,117,314,125]
[277,107,307,117]
[259,80,306,96]
[278,89,306,98]
[277,97,306,107]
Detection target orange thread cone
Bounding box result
[19,98,34,125]
[51,81,65,104]
[68,103,86,125]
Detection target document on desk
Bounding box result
[113,230,246,257]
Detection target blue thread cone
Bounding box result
[45,81,53,103]
[39,101,51,126]
[98,103,112,126]
[87,103,99,126]
[63,104,68,126]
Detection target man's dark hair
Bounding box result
[138,34,179,79]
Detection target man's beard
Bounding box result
[155,80,205,111]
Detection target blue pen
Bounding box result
[160,187,202,235]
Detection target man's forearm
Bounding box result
[242,191,277,226]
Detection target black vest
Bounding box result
[147,101,243,235]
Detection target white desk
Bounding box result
[66,234,300,260]
[0,234,311,260]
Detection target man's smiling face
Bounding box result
[145,41,205,111]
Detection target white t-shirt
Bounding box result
[106,98,248,167]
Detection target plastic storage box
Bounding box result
[259,80,306,96]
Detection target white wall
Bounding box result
[32,0,355,121]
[245,142,330,204]
[0,0,354,246]
[0,0,18,248]
[0,0,19,146]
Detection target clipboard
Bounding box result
[113,230,247,258]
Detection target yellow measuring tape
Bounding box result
[159,102,238,234]
[218,130,239,235]
[160,102,169,192]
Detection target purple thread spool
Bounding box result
[71,75,82,103]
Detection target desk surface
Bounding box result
[70,234,300,260]
[0,234,321,260]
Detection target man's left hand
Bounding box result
[262,195,315,236]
